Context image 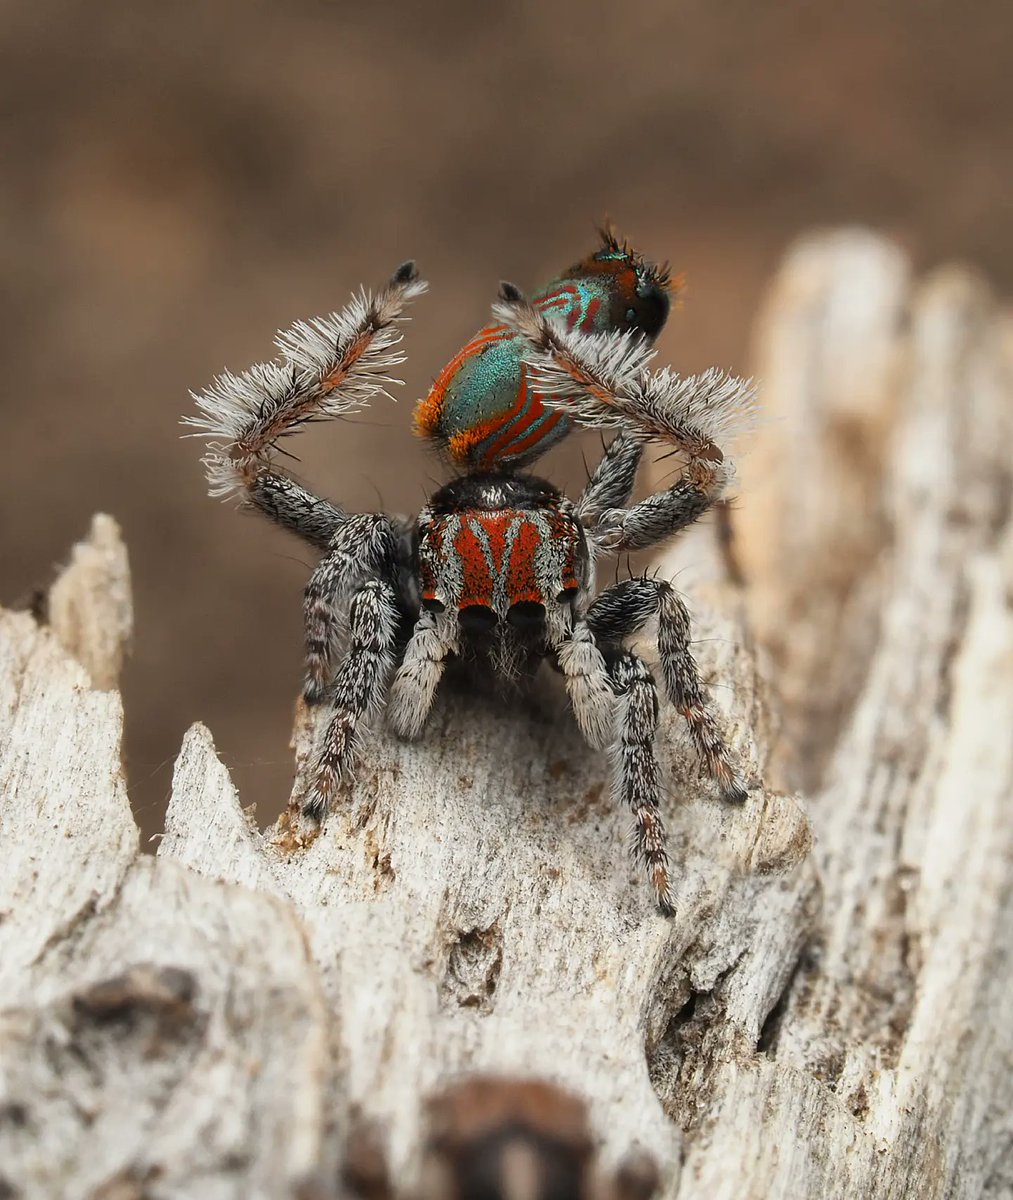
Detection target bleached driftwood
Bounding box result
[0,230,1010,1200]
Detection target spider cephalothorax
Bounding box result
[187,234,756,914]
[417,474,588,656]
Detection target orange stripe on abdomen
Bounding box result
[413,324,512,439]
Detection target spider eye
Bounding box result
[629,281,671,338]
[422,597,445,614]
[507,600,546,630]
[555,586,579,605]
[458,604,498,633]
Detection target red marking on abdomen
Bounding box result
[536,285,581,310]
[536,285,583,333]
[579,296,602,333]
[494,408,564,465]
[482,365,533,464]
[446,370,531,469]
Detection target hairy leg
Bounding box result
[494,282,754,461]
[576,432,643,527]
[608,651,673,915]
[248,473,346,550]
[656,583,748,801]
[304,578,400,821]
[303,515,400,703]
[188,261,427,541]
[553,618,616,750]
[588,578,748,802]
[588,458,733,554]
[386,610,459,739]
[585,577,665,642]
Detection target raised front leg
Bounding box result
[187,261,428,542]
[493,282,756,463]
[588,457,734,555]
[249,474,347,550]
[577,432,643,527]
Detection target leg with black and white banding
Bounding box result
[608,651,673,916]
[655,583,748,803]
[588,577,749,803]
[304,577,400,821]
[249,473,346,550]
[588,458,734,555]
[302,514,400,704]
[576,432,643,527]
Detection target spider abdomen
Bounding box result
[414,237,674,471]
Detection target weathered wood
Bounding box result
[0,231,1010,1200]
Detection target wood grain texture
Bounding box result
[1,232,1010,1200]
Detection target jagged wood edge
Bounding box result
[0,518,334,1198]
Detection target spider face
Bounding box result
[417,475,589,647]
[188,234,755,914]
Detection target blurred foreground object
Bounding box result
[345,1077,659,1200]
[0,230,1010,1199]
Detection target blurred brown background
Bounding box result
[3,0,1011,835]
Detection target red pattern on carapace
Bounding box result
[502,518,543,605]
[421,510,581,611]
[454,519,497,608]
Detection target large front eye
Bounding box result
[628,281,670,339]
[458,604,498,633]
[422,597,445,614]
[506,600,546,630]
